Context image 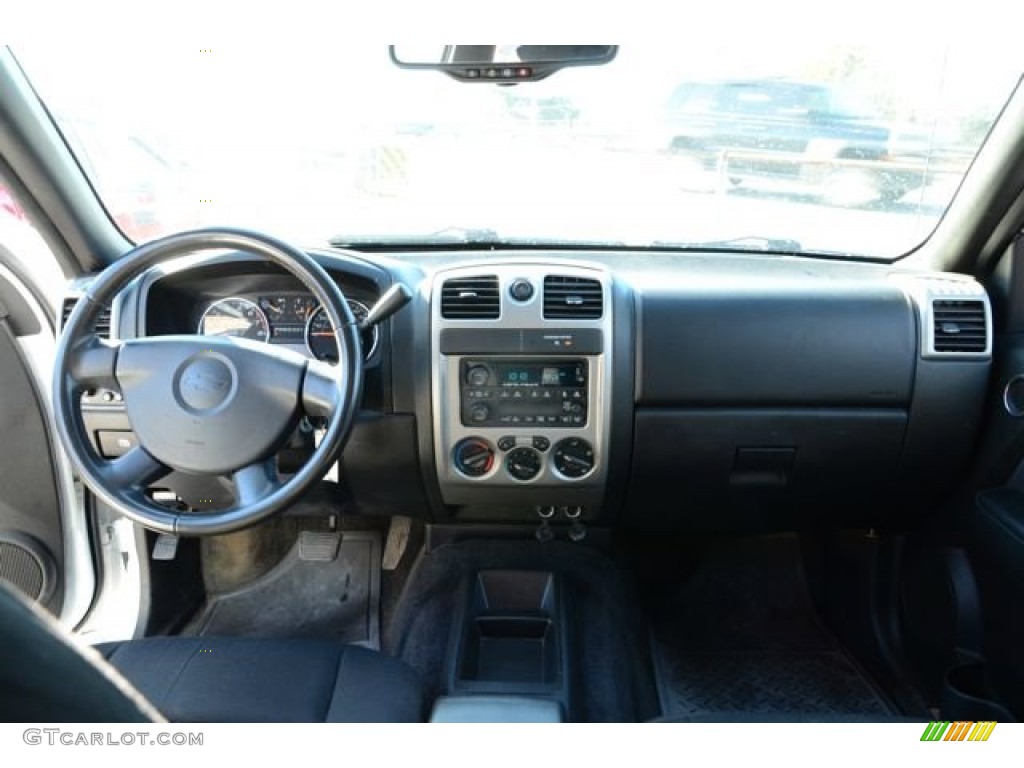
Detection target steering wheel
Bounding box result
[53,228,361,536]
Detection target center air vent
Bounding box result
[543,275,603,319]
[440,276,500,319]
[932,299,987,353]
[61,297,111,338]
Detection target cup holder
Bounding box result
[452,570,565,690]
[459,616,559,684]
[941,662,1014,721]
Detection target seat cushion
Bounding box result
[97,636,424,723]
[0,583,159,723]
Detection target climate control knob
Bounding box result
[453,438,495,478]
[552,438,595,479]
[506,446,543,481]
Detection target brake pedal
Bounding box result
[298,531,341,561]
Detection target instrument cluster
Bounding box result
[198,293,378,363]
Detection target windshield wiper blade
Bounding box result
[330,229,629,250]
[652,236,804,253]
[330,227,501,247]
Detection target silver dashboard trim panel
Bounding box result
[430,262,613,506]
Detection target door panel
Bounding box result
[0,291,64,613]
[958,237,1024,719]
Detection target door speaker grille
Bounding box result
[0,534,56,603]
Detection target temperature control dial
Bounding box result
[505,446,543,481]
[552,438,595,479]
[453,438,495,478]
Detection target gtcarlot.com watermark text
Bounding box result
[23,729,203,747]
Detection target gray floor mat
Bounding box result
[650,534,896,719]
[187,531,380,649]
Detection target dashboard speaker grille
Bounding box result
[61,297,111,338]
[933,299,987,353]
[544,275,603,319]
[440,276,500,319]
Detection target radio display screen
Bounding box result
[496,362,584,387]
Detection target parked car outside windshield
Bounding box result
[12,42,1022,260]
[663,79,959,208]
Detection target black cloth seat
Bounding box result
[97,636,424,722]
[0,582,424,723]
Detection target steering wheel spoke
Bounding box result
[230,459,281,507]
[302,359,344,419]
[67,334,121,390]
[99,445,170,489]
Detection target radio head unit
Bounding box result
[460,358,587,428]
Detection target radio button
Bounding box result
[469,403,491,422]
[465,365,491,387]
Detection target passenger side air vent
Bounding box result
[932,299,987,353]
[543,275,603,319]
[60,297,111,338]
[440,275,500,319]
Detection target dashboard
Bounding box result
[66,246,995,532]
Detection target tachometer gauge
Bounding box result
[305,299,379,363]
[198,298,270,342]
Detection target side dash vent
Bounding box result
[932,299,987,354]
[60,297,111,338]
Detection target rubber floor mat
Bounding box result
[188,531,380,649]
[649,534,896,719]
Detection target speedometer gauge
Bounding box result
[198,298,270,342]
[305,299,379,363]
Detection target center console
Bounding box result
[436,569,572,722]
[431,264,613,519]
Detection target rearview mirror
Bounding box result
[389,45,617,83]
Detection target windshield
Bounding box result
[13,43,1022,259]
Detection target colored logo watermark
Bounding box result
[920,721,996,742]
